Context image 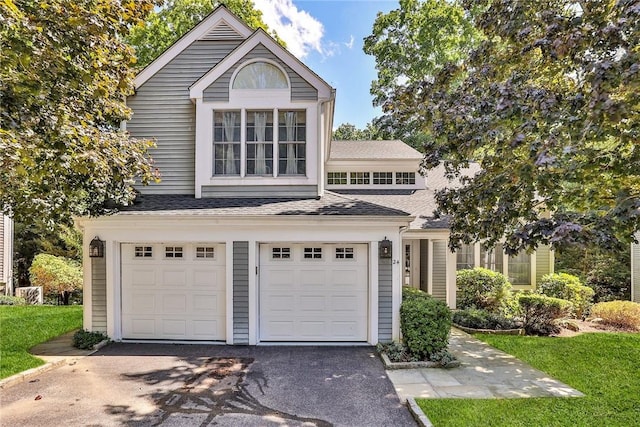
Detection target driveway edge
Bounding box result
[0,359,67,390]
[407,397,434,427]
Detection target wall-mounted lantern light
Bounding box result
[89,236,105,258]
[379,237,392,259]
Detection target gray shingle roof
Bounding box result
[118,192,411,218]
[330,140,423,160]
[332,189,449,230]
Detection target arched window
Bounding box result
[232,62,288,89]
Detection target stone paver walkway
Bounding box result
[388,328,584,401]
[30,330,94,363]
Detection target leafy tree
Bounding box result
[333,123,366,140]
[370,0,640,253]
[1,0,159,226]
[555,245,630,302]
[13,221,82,288]
[29,254,82,305]
[127,0,282,69]
[363,0,480,137]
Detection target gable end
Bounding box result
[200,19,245,40]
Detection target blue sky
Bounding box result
[253,0,398,129]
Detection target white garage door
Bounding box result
[121,243,226,340]
[259,243,368,342]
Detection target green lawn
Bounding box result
[0,305,83,379]
[417,333,640,427]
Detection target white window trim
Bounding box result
[228,58,291,92]
[195,98,319,194]
[456,242,537,287]
[325,170,423,190]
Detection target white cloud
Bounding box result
[344,35,354,49]
[253,0,325,59]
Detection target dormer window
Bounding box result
[278,110,306,175]
[246,111,274,175]
[232,62,289,89]
[213,111,241,175]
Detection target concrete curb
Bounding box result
[0,339,107,391]
[381,352,461,370]
[0,359,67,390]
[407,397,434,427]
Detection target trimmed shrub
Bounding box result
[590,301,640,330]
[537,273,594,318]
[376,341,421,363]
[29,254,82,305]
[400,287,451,360]
[73,329,109,350]
[519,294,572,336]
[0,295,27,305]
[452,308,521,330]
[456,268,512,313]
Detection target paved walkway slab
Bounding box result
[389,328,584,401]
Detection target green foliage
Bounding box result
[418,333,640,426]
[1,0,159,225]
[0,305,82,379]
[590,301,640,330]
[370,0,640,252]
[452,308,520,330]
[555,245,630,302]
[73,329,109,350]
[126,0,281,69]
[400,287,451,360]
[0,295,26,306]
[537,273,594,318]
[518,294,571,336]
[363,0,480,139]
[332,122,382,141]
[376,341,421,363]
[29,254,82,305]
[456,268,512,313]
[13,220,82,287]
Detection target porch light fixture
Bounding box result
[379,237,392,259]
[89,236,105,258]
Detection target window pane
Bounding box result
[246,111,274,142]
[373,172,393,184]
[278,110,306,176]
[456,244,474,270]
[508,252,531,285]
[327,172,347,185]
[233,62,288,89]
[480,244,503,273]
[350,172,370,185]
[246,143,273,175]
[396,172,416,185]
[213,111,241,176]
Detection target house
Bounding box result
[631,241,640,302]
[77,7,554,344]
[0,215,13,295]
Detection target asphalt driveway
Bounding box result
[1,344,416,426]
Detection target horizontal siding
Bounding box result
[233,241,250,344]
[203,43,318,102]
[91,256,107,333]
[201,185,317,198]
[432,241,447,302]
[0,217,4,282]
[378,245,393,343]
[535,244,551,285]
[129,40,243,195]
[633,241,640,302]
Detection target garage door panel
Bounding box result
[162,319,187,336]
[121,243,226,341]
[162,294,186,312]
[298,295,327,311]
[299,270,326,287]
[130,269,157,287]
[260,243,368,342]
[161,270,187,286]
